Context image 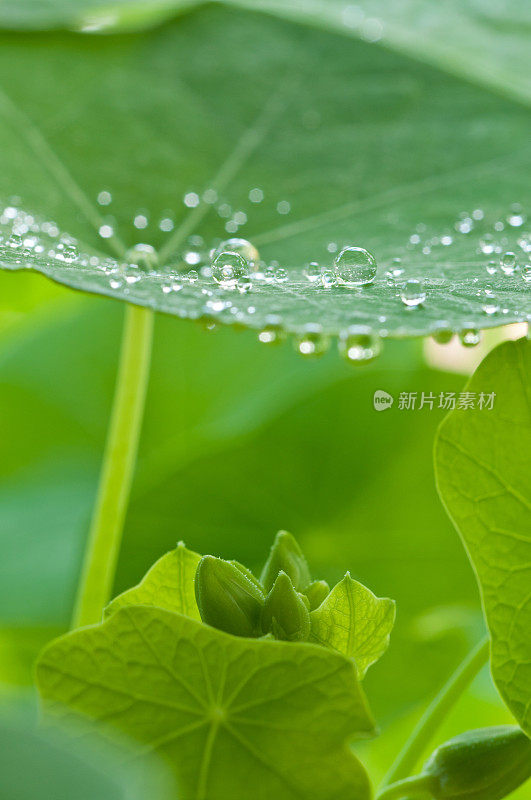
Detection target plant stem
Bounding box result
[380,635,490,788]
[72,304,154,628]
[376,774,434,800]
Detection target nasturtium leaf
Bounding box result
[310,572,395,678]
[0,6,529,338]
[435,337,531,735]
[37,605,375,800]
[104,542,201,620]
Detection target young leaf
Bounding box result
[37,606,375,800]
[310,572,395,678]
[104,542,201,620]
[435,338,531,736]
[0,7,529,338]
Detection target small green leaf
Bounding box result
[310,572,395,678]
[261,530,311,593]
[305,580,331,611]
[435,337,531,736]
[37,606,375,800]
[104,542,201,620]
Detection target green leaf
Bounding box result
[37,605,375,800]
[435,337,531,735]
[310,572,395,678]
[0,6,529,338]
[104,542,201,620]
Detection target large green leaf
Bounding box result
[0,6,529,338]
[310,573,395,679]
[37,605,375,800]
[104,542,201,619]
[435,337,531,735]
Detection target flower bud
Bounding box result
[305,580,330,610]
[195,556,264,638]
[261,571,311,641]
[260,531,311,593]
[424,725,531,800]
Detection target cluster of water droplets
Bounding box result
[1,196,529,363]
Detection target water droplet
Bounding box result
[517,233,531,253]
[258,316,285,345]
[486,260,498,275]
[213,238,259,267]
[277,200,291,215]
[338,326,381,363]
[400,278,426,307]
[7,233,23,249]
[61,244,78,263]
[275,267,289,283]
[334,246,377,287]
[522,265,531,283]
[237,276,252,294]
[459,328,481,347]
[479,233,496,254]
[133,213,149,230]
[185,269,199,283]
[482,290,500,315]
[184,192,200,208]
[385,267,404,285]
[109,277,123,289]
[97,190,112,206]
[321,269,337,288]
[249,188,264,203]
[500,252,517,274]
[159,217,174,232]
[295,324,329,357]
[126,243,158,271]
[99,223,114,239]
[303,262,321,282]
[432,325,453,345]
[212,251,246,288]
[507,204,526,227]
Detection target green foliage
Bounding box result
[310,573,395,679]
[105,541,201,620]
[422,726,531,800]
[435,338,531,735]
[0,5,529,337]
[37,605,375,800]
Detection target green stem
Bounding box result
[380,635,490,788]
[72,304,154,628]
[376,774,434,800]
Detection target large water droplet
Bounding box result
[295,324,329,357]
[400,278,426,307]
[334,246,377,287]
[459,328,481,347]
[212,251,246,288]
[338,326,381,363]
[213,238,259,267]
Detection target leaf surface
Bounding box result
[37,605,375,800]
[310,573,395,678]
[0,6,529,337]
[105,542,201,619]
[435,338,531,735]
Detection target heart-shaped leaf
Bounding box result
[310,573,395,679]
[0,6,529,340]
[37,605,375,800]
[104,542,201,619]
[435,337,531,735]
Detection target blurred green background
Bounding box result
[0,268,520,786]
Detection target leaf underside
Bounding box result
[435,338,531,735]
[0,6,529,338]
[37,606,375,800]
